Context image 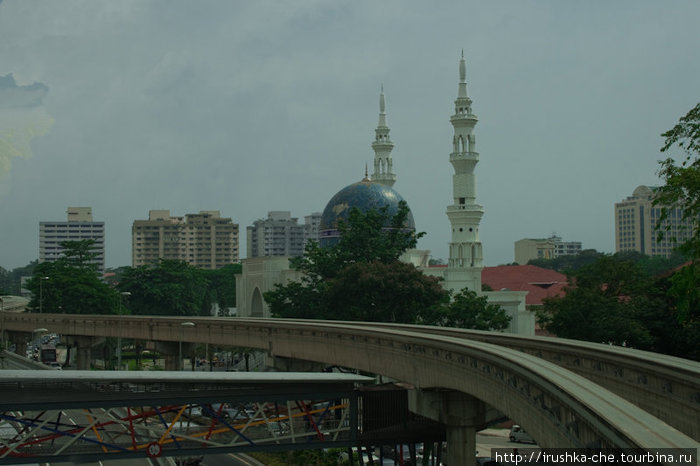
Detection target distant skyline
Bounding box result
[1,1,699,270]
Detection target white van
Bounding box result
[509,424,535,444]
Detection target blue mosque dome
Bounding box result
[319,177,415,248]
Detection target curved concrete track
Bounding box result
[334,320,700,440]
[2,313,699,453]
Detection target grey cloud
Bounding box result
[0,74,53,179]
[0,74,49,108]
[0,1,699,270]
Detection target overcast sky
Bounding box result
[1,1,699,270]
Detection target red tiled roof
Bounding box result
[481,265,567,306]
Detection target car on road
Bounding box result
[509,424,535,444]
[45,361,62,370]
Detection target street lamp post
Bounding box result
[116,292,131,371]
[179,322,195,371]
[39,277,49,314]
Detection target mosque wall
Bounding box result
[483,291,532,335]
[235,256,303,318]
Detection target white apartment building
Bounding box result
[551,235,582,257]
[303,212,322,248]
[132,210,239,269]
[246,211,322,258]
[39,207,105,271]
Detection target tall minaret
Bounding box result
[445,51,484,293]
[371,85,396,187]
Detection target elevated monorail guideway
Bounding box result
[2,313,699,462]
[333,320,700,440]
[0,370,371,464]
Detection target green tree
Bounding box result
[60,239,100,269]
[527,249,604,273]
[0,266,9,295]
[325,260,447,323]
[266,202,509,330]
[0,260,37,295]
[290,201,421,280]
[201,263,241,310]
[333,202,422,266]
[118,260,210,316]
[264,279,328,320]
[654,103,700,323]
[540,254,664,350]
[266,202,439,322]
[25,243,119,314]
[656,102,700,257]
[425,288,511,330]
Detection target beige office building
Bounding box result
[615,185,694,257]
[514,238,556,265]
[514,235,582,264]
[132,210,239,268]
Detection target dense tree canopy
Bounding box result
[265,202,444,322]
[24,242,119,314]
[117,260,240,316]
[540,255,655,348]
[59,239,101,269]
[540,252,698,360]
[0,261,37,296]
[324,260,447,323]
[265,202,510,330]
[429,289,511,331]
[656,102,700,257]
[201,263,241,310]
[0,267,9,295]
[654,102,700,323]
[527,249,603,273]
[118,260,210,316]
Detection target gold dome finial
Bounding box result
[362,163,371,182]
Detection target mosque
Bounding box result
[236,53,533,335]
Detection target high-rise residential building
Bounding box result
[132,210,239,268]
[303,212,322,248]
[552,235,582,257]
[246,211,308,258]
[615,185,695,258]
[39,207,105,272]
[514,235,582,264]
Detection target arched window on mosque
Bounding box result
[251,288,263,317]
[459,135,466,153]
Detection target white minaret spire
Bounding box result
[371,85,396,187]
[445,52,484,292]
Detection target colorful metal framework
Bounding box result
[0,371,366,464]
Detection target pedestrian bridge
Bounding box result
[0,370,369,464]
[2,313,699,465]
